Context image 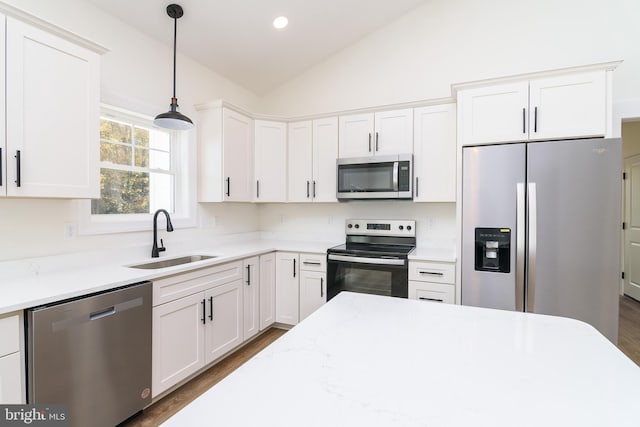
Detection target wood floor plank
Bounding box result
[123,297,640,426]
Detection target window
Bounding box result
[77,105,196,235]
[92,115,175,215]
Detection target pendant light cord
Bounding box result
[172,15,177,99]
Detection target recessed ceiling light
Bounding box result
[273,16,288,29]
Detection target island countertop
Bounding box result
[163,292,640,427]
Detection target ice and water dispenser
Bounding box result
[474,228,510,273]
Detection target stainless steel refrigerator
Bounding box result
[461,138,621,343]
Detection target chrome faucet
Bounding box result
[152,209,174,258]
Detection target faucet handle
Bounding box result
[158,238,166,252]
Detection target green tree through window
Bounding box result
[92,114,174,215]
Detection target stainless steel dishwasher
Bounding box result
[26,281,152,427]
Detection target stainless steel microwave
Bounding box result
[336,154,413,200]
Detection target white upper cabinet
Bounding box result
[312,117,339,202]
[4,16,100,198]
[338,113,375,158]
[460,81,529,146]
[339,109,413,158]
[288,120,313,202]
[459,69,609,146]
[198,107,254,202]
[373,109,414,155]
[528,71,606,141]
[288,117,338,202]
[254,120,287,202]
[413,103,456,202]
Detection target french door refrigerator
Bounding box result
[461,138,621,343]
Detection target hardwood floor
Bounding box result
[121,327,286,427]
[123,297,640,426]
[618,295,640,365]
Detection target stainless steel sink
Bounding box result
[128,255,217,269]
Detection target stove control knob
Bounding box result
[355,224,360,229]
[347,224,353,229]
[399,225,404,230]
[407,225,412,231]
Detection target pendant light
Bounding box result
[154,4,194,131]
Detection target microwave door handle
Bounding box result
[392,161,399,191]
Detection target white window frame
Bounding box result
[77,104,196,235]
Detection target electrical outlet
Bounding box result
[63,223,77,240]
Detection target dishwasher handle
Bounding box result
[90,306,115,321]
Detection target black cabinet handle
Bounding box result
[15,150,21,187]
[312,181,316,198]
[320,277,324,298]
[226,177,230,197]
[375,132,379,151]
[201,299,206,324]
[256,180,260,198]
[534,107,538,133]
[415,177,419,198]
[246,264,251,285]
[419,297,444,303]
[368,133,372,152]
[306,181,310,198]
[0,147,3,186]
[209,296,213,321]
[522,108,526,134]
[293,258,296,278]
[419,271,444,276]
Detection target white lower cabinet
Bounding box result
[204,280,243,364]
[408,260,456,304]
[243,256,260,341]
[275,252,299,326]
[152,261,243,397]
[0,311,23,404]
[259,253,276,330]
[299,253,327,321]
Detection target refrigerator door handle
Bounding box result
[527,182,538,312]
[516,183,526,311]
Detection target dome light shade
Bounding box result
[155,4,193,131]
[154,97,194,130]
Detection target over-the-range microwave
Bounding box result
[336,154,413,200]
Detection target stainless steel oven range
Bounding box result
[327,219,415,300]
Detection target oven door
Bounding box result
[326,253,408,300]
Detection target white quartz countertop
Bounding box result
[163,292,640,427]
[408,247,456,262]
[0,239,337,315]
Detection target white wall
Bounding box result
[260,0,640,116]
[0,0,262,261]
[259,202,456,248]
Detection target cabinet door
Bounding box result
[255,120,287,202]
[222,108,253,202]
[409,281,455,304]
[152,292,205,397]
[312,117,338,202]
[528,71,606,141]
[299,271,326,321]
[243,257,260,341]
[6,17,99,198]
[0,352,23,404]
[0,14,5,196]
[374,109,413,155]
[204,280,243,364]
[460,81,529,145]
[259,252,276,330]
[288,121,313,202]
[413,104,456,202]
[339,113,374,158]
[275,252,299,325]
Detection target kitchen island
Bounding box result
[163,292,640,427]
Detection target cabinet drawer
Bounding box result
[0,313,20,356]
[153,261,243,306]
[409,261,455,284]
[409,281,455,304]
[0,352,23,404]
[299,253,326,272]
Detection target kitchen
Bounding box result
[1,0,640,425]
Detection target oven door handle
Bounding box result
[327,254,405,266]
